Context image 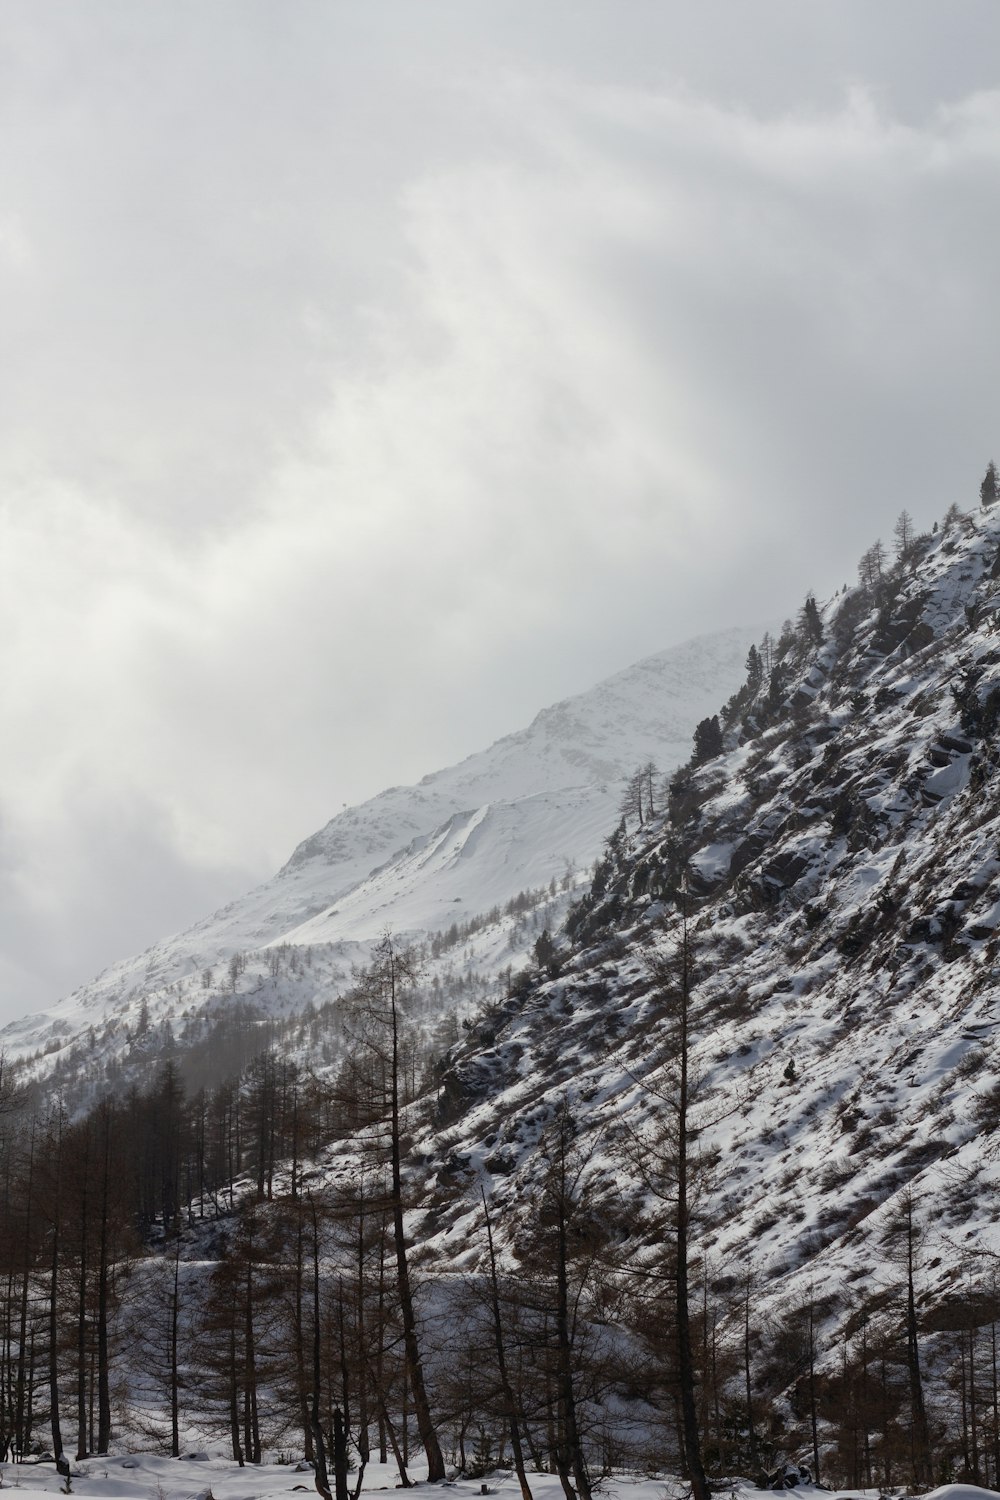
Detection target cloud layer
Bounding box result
[2,3,999,1018]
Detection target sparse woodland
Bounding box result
[6,473,1000,1493]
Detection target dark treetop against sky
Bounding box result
[1,1,999,1022]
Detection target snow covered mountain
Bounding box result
[0,625,761,1088]
[11,490,1000,1482]
[368,497,1000,1423]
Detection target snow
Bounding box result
[15,507,1000,1473]
[348,503,1000,1388]
[2,1456,988,1500]
[1,625,763,1089]
[924,1490,1000,1500]
[689,839,736,880]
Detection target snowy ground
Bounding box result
[1,1455,997,1500]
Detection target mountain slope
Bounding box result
[11,496,1000,1478]
[0,625,761,1086]
[330,500,1000,1421]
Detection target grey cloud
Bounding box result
[0,780,257,1015]
[1,4,1000,1021]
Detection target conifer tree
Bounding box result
[942,501,965,534]
[619,769,645,831]
[800,593,824,646]
[893,510,916,562]
[858,540,886,591]
[644,760,658,820]
[692,716,723,764]
[981,461,998,510]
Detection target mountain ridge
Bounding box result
[395,499,1000,1358]
[0,623,763,1093]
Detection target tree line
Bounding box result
[2,922,998,1492]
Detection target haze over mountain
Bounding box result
[0,624,762,1088]
[4,4,1000,1032]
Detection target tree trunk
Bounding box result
[860,1307,872,1487]
[385,946,445,1482]
[554,1192,589,1500]
[295,1205,314,1459]
[169,1238,181,1459]
[807,1302,820,1485]
[903,1196,932,1485]
[354,1188,370,1490]
[244,1247,260,1464]
[49,1119,66,1480]
[15,1125,35,1459]
[991,1317,999,1487]
[970,1322,980,1483]
[228,1314,244,1466]
[482,1190,533,1500]
[675,902,709,1500]
[97,1108,112,1455]
[333,1406,350,1500]
[743,1274,757,1475]
[75,1123,90,1460]
[376,1225,387,1465]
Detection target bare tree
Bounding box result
[618,889,711,1500]
[481,1188,533,1500]
[858,540,886,591]
[516,1101,599,1500]
[882,1189,933,1486]
[349,936,445,1482]
[620,770,645,832]
[668,896,710,1500]
[893,509,914,560]
[644,762,659,821]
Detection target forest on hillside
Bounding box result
[5,481,1000,1496]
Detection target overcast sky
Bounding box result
[1,2,999,1024]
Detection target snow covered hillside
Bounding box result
[294,496,1000,1447]
[10,494,1000,1489]
[0,626,760,1090]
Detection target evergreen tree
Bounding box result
[943,501,965,534]
[692,716,723,764]
[534,929,559,978]
[800,593,823,647]
[982,461,998,511]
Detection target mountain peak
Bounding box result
[1,623,762,1098]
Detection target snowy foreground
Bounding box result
[0,1458,997,1500]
